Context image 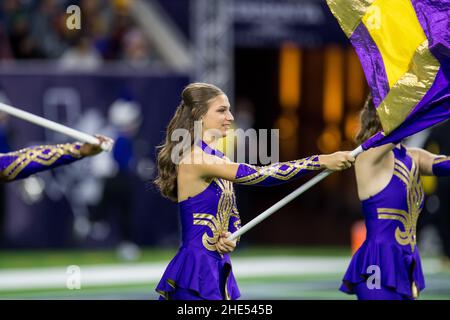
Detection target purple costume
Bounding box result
[0,143,84,182]
[433,156,450,176]
[340,145,425,300]
[156,141,323,300]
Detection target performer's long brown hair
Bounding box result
[355,94,383,145]
[154,83,224,202]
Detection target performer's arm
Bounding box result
[189,150,354,186]
[234,156,326,186]
[408,147,450,176]
[0,143,85,182]
[432,156,450,176]
[0,137,109,182]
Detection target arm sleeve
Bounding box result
[432,156,450,176]
[234,155,323,186]
[0,142,84,182]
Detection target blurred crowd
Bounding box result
[0,0,159,68]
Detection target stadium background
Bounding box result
[0,0,448,299]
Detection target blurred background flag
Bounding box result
[326,0,450,149]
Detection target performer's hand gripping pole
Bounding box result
[229,146,364,241]
[0,102,113,151]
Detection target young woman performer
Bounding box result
[340,97,450,300]
[154,82,355,300]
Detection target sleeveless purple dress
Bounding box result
[156,141,241,300]
[340,145,425,299]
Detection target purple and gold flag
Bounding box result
[326,0,450,149]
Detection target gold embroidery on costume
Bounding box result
[433,156,450,165]
[412,281,419,299]
[377,158,424,251]
[193,178,241,252]
[156,279,177,300]
[234,156,322,185]
[232,213,241,232]
[2,143,82,180]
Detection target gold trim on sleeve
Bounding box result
[234,157,322,185]
[433,156,449,165]
[2,143,83,180]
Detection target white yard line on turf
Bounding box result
[0,256,443,291]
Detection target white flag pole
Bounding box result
[229,146,364,241]
[0,102,113,151]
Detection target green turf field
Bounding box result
[0,246,449,300]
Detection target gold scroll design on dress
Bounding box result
[193,178,241,251]
[233,156,322,185]
[377,158,424,252]
[2,143,82,180]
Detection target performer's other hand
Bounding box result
[216,231,236,254]
[80,135,114,157]
[319,151,355,171]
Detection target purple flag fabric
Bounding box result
[326,0,450,150]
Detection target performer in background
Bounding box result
[154,82,355,300]
[341,97,450,300]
